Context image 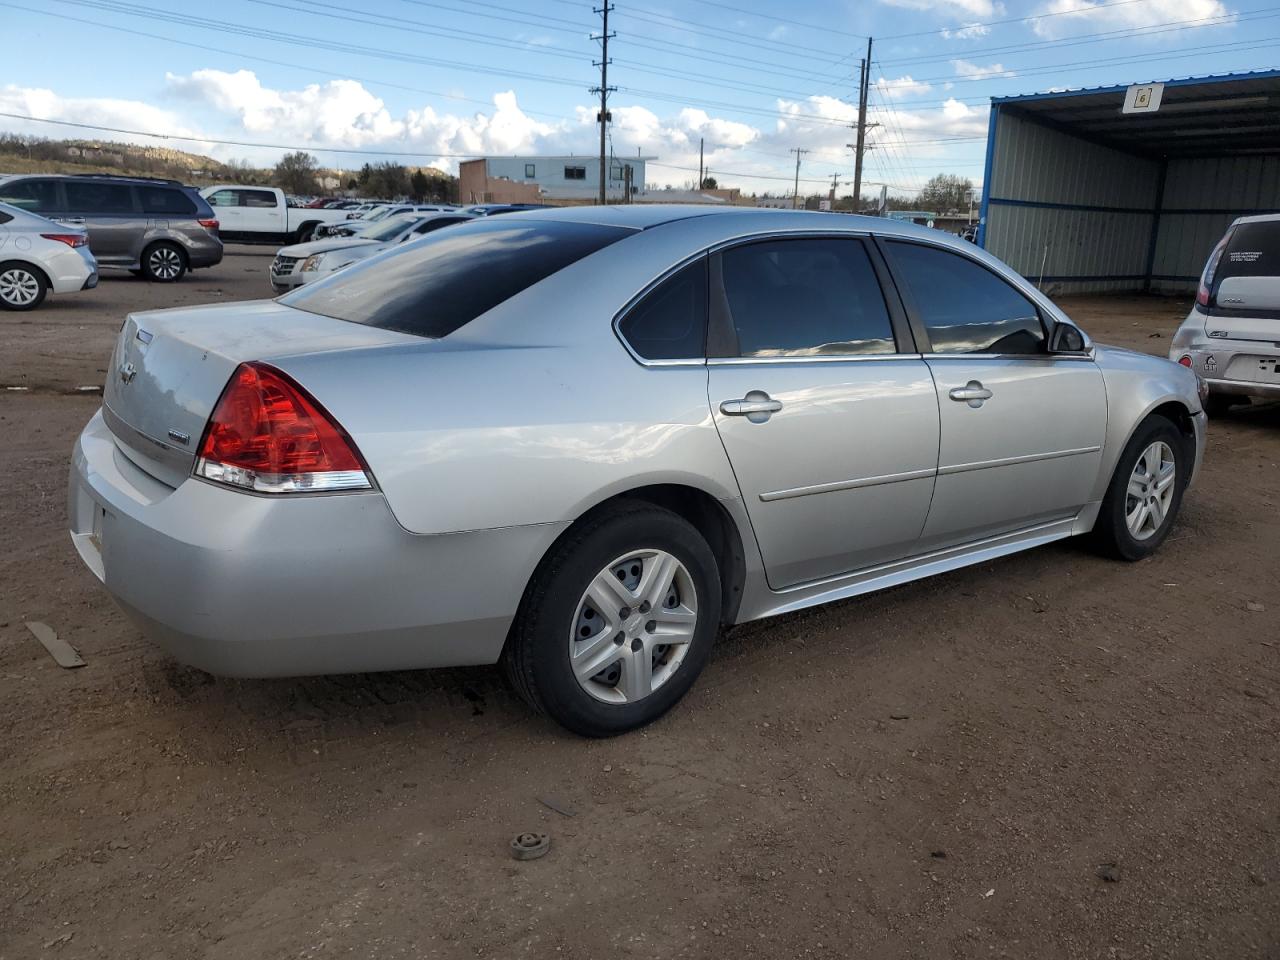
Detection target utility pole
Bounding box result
[591,3,616,205]
[829,172,840,205]
[698,137,704,190]
[790,147,809,209]
[852,37,874,212]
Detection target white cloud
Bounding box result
[875,75,935,99]
[941,22,992,39]
[1029,0,1231,38]
[880,0,1003,16]
[951,59,1016,80]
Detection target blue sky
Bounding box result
[1,0,1269,195]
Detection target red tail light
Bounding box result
[41,233,88,248]
[1197,231,1231,307]
[195,362,371,493]
[198,218,220,230]
[1178,355,1193,367]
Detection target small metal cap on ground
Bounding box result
[510,832,550,861]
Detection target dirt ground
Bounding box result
[2,250,1277,959]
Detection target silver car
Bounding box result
[1171,213,1280,414]
[270,212,474,291]
[69,207,1206,736]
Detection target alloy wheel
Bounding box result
[149,246,183,280]
[568,549,699,705]
[1125,440,1176,541]
[0,268,39,306]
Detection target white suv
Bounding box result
[1171,213,1280,414]
[0,201,97,311]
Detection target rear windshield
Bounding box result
[281,218,632,338]
[1220,220,1280,280]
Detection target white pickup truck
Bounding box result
[197,186,352,245]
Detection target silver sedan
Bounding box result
[69,206,1206,736]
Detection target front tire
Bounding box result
[0,262,48,311]
[141,242,187,283]
[1091,415,1187,561]
[503,502,722,737]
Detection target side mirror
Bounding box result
[1050,322,1087,353]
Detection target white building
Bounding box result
[460,155,653,203]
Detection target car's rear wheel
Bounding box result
[1092,415,1187,561]
[503,502,721,737]
[141,242,187,283]
[0,262,48,311]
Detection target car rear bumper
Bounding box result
[1203,377,1280,400]
[69,409,565,677]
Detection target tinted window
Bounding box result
[65,181,135,214]
[717,238,896,357]
[619,259,707,360]
[281,219,630,338]
[0,179,58,213]
[139,186,196,216]
[412,217,468,234]
[240,190,278,208]
[0,209,12,225]
[1218,220,1280,280]
[886,241,1045,354]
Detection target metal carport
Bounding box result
[978,70,1280,295]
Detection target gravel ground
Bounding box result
[1,249,1277,959]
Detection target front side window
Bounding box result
[65,181,135,214]
[281,219,631,338]
[0,179,58,213]
[564,166,586,181]
[886,241,1045,355]
[618,259,707,361]
[715,237,896,358]
[206,189,237,207]
[139,187,196,216]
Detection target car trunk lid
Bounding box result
[103,299,418,487]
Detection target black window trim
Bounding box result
[613,230,926,369]
[874,234,1086,361]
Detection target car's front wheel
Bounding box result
[1092,415,1187,561]
[0,261,48,311]
[503,502,722,737]
[141,241,187,282]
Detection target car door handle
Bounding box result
[720,391,783,423]
[949,381,993,407]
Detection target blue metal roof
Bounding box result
[992,68,1280,104]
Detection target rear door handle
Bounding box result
[720,391,783,423]
[949,381,993,407]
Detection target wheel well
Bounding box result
[572,485,748,625]
[144,238,187,261]
[1149,400,1196,453]
[0,260,49,285]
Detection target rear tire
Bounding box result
[502,502,722,737]
[141,242,187,283]
[0,261,48,311]
[1091,415,1187,561]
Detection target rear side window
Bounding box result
[139,187,197,216]
[619,259,708,361]
[65,181,135,214]
[716,237,896,357]
[281,219,631,338]
[885,241,1045,355]
[1217,220,1280,280]
[240,190,278,208]
[0,179,58,213]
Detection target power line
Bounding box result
[878,0,1176,41]
[677,0,869,42]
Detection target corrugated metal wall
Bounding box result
[984,110,1161,295]
[1149,156,1280,293]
